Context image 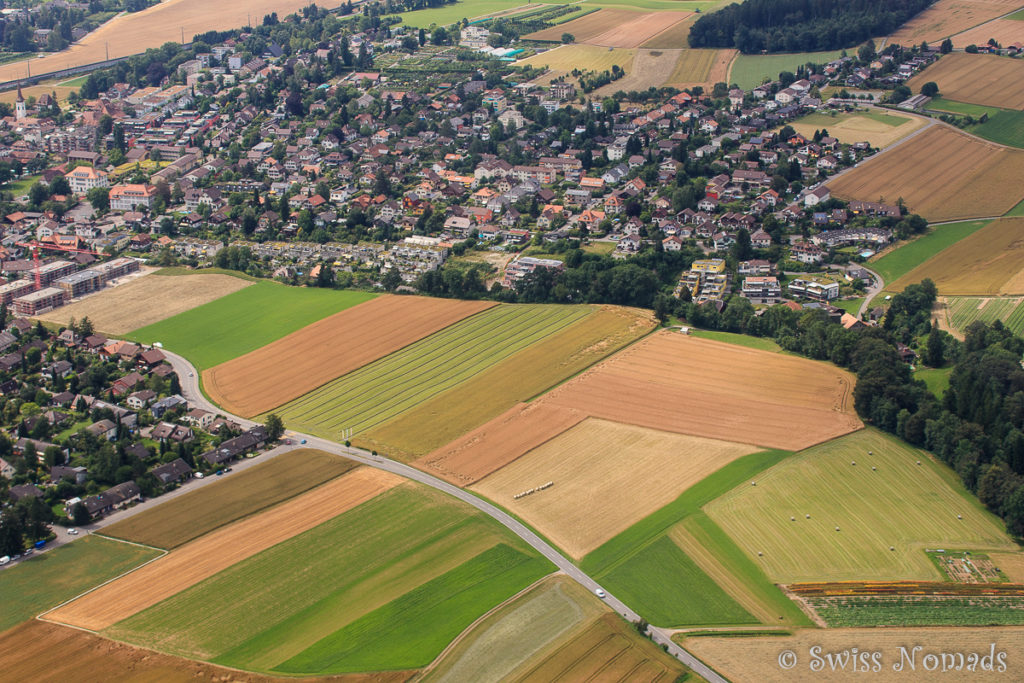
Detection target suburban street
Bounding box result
[162,351,727,682]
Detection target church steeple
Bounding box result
[15,84,26,121]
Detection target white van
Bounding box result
[0,556,10,565]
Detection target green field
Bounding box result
[581,450,810,628]
[108,484,553,673]
[707,429,1018,583]
[927,97,1001,118]
[691,328,783,353]
[274,303,592,439]
[389,0,566,27]
[125,282,375,369]
[0,536,160,632]
[602,536,756,627]
[833,298,864,314]
[1008,7,1024,19]
[969,110,1024,148]
[1007,197,1024,217]
[102,450,356,549]
[729,50,847,90]
[1,173,42,196]
[808,596,1024,627]
[584,0,715,9]
[869,220,991,287]
[914,366,952,398]
[947,296,1024,336]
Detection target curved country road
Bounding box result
[164,351,726,682]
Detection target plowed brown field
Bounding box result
[0,620,410,683]
[828,125,1024,221]
[46,468,403,631]
[470,419,759,559]
[951,18,1024,49]
[417,332,860,484]
[888,0,1024,44]
[204,296,494,418]
[36,272,250,335]
[588,12,693,49]
[907,53,1024,109]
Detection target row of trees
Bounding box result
[689,0,936,53]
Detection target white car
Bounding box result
[68,529,79,535]
[595,588,606,599]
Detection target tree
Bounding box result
[925,326,945,367]
[87,186,109,212]
[28,181,49,207]
[70,501,91,526]
[79,316,94,338]
[50,175,71,196]
[940,38,953,54]
[561,33,575,43]
[0,510,23,555]
[264,413,285,441]
[858,40,876,63]
[920,81,939,97]
[382,268,402,292]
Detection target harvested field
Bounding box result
[828,125,1024,222]
[706,429,1017,583]
[908,53,1024,109]
[471,419,760,559]
[102,449,357,549]
[951,17,1024,48]
[668,48,734,87]
[0,621,409,683]
[889,218,1024,295]
[107,485,551,674]
[360,305,655,461]
[888,0,1024,44]
[35,272,249,335]
[204,296,494,418]
[418,331,860,484]
[0,0,318,83]
[516,44,636,75]
[525,8,641,43]
[516,613,688,681]
[787,110,928,149]
[587,11,693,48]
[686,627,1024,682]
[594,48,681,94]
[424,576,603,683]
[274,304,593,441]
[46,468,402,632]
[990,552,1024,582]
[641,13,698,48]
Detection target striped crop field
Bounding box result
[273,304,593,441]
[947,297,1024,336]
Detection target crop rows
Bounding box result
[948,297,1024,336]
[275,304,591,440]
[808,595,1024,627]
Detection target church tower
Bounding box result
[15,85,26,121]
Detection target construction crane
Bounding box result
[14,241,103,291]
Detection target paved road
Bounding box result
[857,265,884,318]
[163,351,726,682]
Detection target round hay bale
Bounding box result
[806,514,811,519]
[872,466,877,471]
[791,516,795,521]
[835,526,840,531]
[851,461,856,466]
[958,514,963,519]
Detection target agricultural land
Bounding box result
[786,110,928,149]
[687,628,1024,682]
[729,50,846,90]
[888,0,1024,44]
[35,271,250,335]
[388,0,562,28]
[101,484,552,675]
[0,620,407,683]
[0,0,320,83]
[908,53,1024,110]
[101,449,358,549]
[0,535,160,632]
[203,296,495,418]
[47,467,403,632]
[888,217,1024,295]
[706,429,1017,582]
[828,126,1024,222]
[869,219,991,286]
[942,296,1024,337]
[359,305,656,460]
[418,331,860,486]
[470,418,761,559]
[273,303,593,440]
[526,8,649,44]
[125,282,376,370]
[516,44,637,77]
[951,17,1024,48]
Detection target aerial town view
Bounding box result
[1,0,1023,681]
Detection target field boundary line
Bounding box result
[36,545,169,627]
[92,533,167,553]
[413,571,562,680]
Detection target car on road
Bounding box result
[195,472,204,478]
[68,529,79,535]
[300,439,307,444]
[284,439,292,445]
[595,588,606,598]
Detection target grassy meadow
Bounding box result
[729,50,846,89]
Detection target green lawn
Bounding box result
[58,75,90,87]
[968,109,1024,148]
[926,97,1000,118]
[729,50,847,90]
[0,535,160,632]
[706,429,1017,583]
[125,282,375,370]
[581,450,809,628]
[869,220,991,286]
[274,303,592,439]
[603,536,756,627]
[583,241,615,255]
[914,366,952,398]
[833,298,864,314]
[109,484,552,674]
[2,173,42,196]
[691,328,783,353]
